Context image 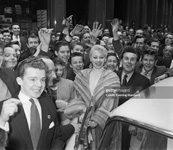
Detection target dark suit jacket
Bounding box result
[3,92,74,150]
[157,57,172,68]
[116,70,150,105]
[0,68,19,97]
[20,36,28,51]
[135,63,167,84]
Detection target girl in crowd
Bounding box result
[65,45,120,150]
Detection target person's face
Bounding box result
[165,34,173,45]
[142,54,156,72]
[0,33,4,42]
[0,48,3,67]
[72,45,84,54]
[150,42,159,51]
[90,50,106,69]
[81,33,90,44]
[102,36,109,44]
[122,31,127,37]
[27,37,39,48]
[51,35,56,42]
[83,26,90,33]
[104,29,109,35]
[3,47,17,69]
[163,46,173,58]
[11,44,21,59]
[107,38,114,50]
[57,46,70,63]
[71,56,84,73]
[122,52,137,74]
[135,30,143,37]
[106,55,118,71]
[72,36,80,43]
[55,64,64,77]
[17,67,46,98]
[46,60,58,87]
[3,32,11,43]
[129,29,134,36]
[12,25,20,36]
[135,38,145,50]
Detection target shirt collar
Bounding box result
[122,71,134,82]
[18,91,37,104]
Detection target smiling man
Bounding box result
[0,56,74,150]
[136,49,167,84]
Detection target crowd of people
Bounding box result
[0,15,173,150]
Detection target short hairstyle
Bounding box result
[71,42,85,50]
[121,46,138,59]
[54,41,70,52]
[135,36,147,44]
[142,48,158,60]
[27,35,39,43]
[149,38,160,46]
[11,23,20,29]
[69,52,84,64]
[5,41,20,48]
[89,45,107,58]
[17,56,48,78]
[1,30,11,35]
[53,57,66,67]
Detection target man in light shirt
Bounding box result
[0,56,75,150]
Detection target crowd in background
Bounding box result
[0,15,173,150]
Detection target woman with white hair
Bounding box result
[65,45,120,150]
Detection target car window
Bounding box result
[98,120,172,150]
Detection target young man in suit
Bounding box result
[135,48,167,85]
[0,56,74,150]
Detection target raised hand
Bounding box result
[38,28,53,52]
[0,98,21,126]
[70,24,84,37]
[111,18,120,33]
[91,21,103,38]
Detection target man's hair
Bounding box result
[27,35,39,43]
[54,41,70,52]
[70,42,85,50]
[149,38,160,46]
[11,23,20,29]
[53,57,66,66]
[121,46,138,59]
[142,48,158,60]
[1,30,11,35]
[135,36,147,44]
[5,41,20,48]
[17,56,48,78]
[69,52,84,64]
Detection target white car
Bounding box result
[98,77,173,150]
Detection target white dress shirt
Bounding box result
[18,91,42,129]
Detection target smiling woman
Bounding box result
[1,46,17,70]
[65,45,120,150]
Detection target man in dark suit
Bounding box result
[117,47,150,106]
[11,23,28,51]
[135,49,167,85]
[0,57,74,150]
[116,47,150,150]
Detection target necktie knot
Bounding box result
[30,98,34,103]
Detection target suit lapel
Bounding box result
[13,105,33,149]
[37,95,52,148]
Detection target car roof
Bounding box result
[110,77,173,136]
